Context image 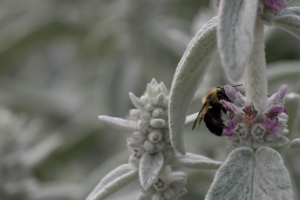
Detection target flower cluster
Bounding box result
[259,0,290,13]
[220,84,289,148]
[216,0,290,13]
[141,166,187,200]
[127,78,176,165]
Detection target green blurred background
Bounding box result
[0,0,300,199]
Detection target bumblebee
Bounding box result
[192,85,242,136]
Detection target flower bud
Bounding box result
[143,140,155,152]
[148,130,163,143]
[150,119,166,128]
[152,108,165,118]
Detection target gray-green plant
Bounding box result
[169,0,300,199]
[0,108,81,200]
[87,0,300,199]
[87,79,222,200]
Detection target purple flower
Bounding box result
[220,100,236,120]
[265,105,284,119]
[224,85,238,102]
[222,120,235,136]
[264,0,287,11]
[277,84,288,101]
[220,100,235,113]
[265,117,280,136]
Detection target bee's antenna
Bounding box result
[232,84,243,87]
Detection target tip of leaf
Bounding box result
[98,115,106,121]
[139,153,164,191]
[128,92,134,98]
[290,138,300,149]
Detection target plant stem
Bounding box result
[245,19,268,111]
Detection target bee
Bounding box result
[192,85,242,136]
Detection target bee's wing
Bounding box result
[192,98,210,130]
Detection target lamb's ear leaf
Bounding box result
[98,115,137,132]
[129,92,144,110]
[169,16,218,155]
[184,113,198,127]
[172,152,222,169]
[218,0,258,81]
[86,164,138,200]
[290,138,300,148]
[205,147,293,200]
[139,152,164,190]
[267,61,300,84]
[205,147,254,200]
[272,7,300,39]
[254,147,293,199]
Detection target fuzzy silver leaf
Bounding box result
[254,147,293,200]
[218,0,258,81]
[267,61,300,83]
[206,147,293,200]
[272,7,300,39]
[86,164,138,200]
[139,152,164,190]
[290,138,300,148]
[205,147,254,200]
[98,115,137,132]
[172,152,222,169]
[184,113,198,127]
[129,92,145,110]
[264,135,289,148]
[169,16,218,155]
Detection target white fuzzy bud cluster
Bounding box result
[95,79,225,200]
[127,79,176,165]
[141,166,187,200]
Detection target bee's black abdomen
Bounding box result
[203,103,225,136]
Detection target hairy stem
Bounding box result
[245,19,268,111]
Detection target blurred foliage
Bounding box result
[0,0,299,199]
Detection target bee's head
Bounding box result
[217,84,242,102]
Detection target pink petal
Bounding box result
[265,117,280,137]
[220,100,235,113]
[277,84,288,101]
[224,85,237,102]
[264,0,286,11]
[266,105,284,118]
[222,120,235,136]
